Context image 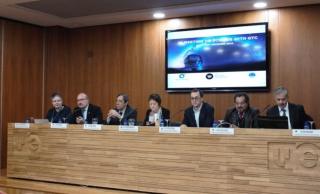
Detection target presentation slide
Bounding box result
[165,23,268,91]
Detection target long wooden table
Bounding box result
[7,123,320,194]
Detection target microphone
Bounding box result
[51,108,55,123]
[170,108,185,121]
[216,121,238,128]
[262,104,271,115]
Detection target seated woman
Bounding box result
[46,93,71,123]
[143,94,170,126]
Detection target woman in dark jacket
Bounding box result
[143,94,170,126]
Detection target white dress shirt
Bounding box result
[82,105,89,121]
[193,103,203,128]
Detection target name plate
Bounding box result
[118,126,139,132]
[292,129,320,137]
[159,127,181,134]
[210,128,235,135]
[14,123,30,128]
[50,123,68,129]
[83,124,102,130]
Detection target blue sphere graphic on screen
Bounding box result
[184,53,203,71]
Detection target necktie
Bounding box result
[281,109,286,117]
[239,112,244,119]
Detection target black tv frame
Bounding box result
[165,22,270,93]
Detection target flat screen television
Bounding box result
[165,22,269,92]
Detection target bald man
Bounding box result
[69,93,103,124]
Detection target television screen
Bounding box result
[165,23,269,92]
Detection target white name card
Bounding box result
[50,123,68,129]
[83,124,102,130]
[292,129,320,137]
[210,128,235,135]
[118,126,139,132]
[159,127,181,134]
[14,123,30,128]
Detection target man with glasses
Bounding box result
[69,92,103,124]
[224,92,259,128]
[106,93,137,125]
[267,86,307,129]
[181,89,214,127]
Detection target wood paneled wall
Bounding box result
[1,4,320,168]
[45,5,320,123]
[0,20,44,168]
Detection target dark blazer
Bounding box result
[69,104,103,124]
[182,102,214,127]
[46,105,72,123]
[143,107,170,126]
[266,103,306,129]
[224,107,260,128]
[107,105,137,125]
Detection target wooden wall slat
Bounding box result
[1,21,44,168]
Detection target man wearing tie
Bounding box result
[69,93,103,124]
[224,92,259,128]
[106,93,137,125]
[181,89,214,128]
[267,86,306,129]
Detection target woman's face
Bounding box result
[149,99,160,113]
[52,96,63,109]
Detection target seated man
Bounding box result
[106,93,137,125]
[46,92,71,123]
[267,86,306,129]
[224,92,259,128]
[69,93,103,124]
[181,89,214,128]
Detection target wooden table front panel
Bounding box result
[7,124,320,194]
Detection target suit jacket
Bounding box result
[143,107,170,126]
[182,102,214,127]
[107,105,137,125]
[46,105,72,123]
[69,104,103,124]
[266,103,306,129]
[224,107,260,128]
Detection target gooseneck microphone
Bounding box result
[262,104,271,115]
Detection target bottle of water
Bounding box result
[123,119,128,126]
[303,121,310,129]
[212,121,219,128]
[160,119,165,127]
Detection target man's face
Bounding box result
[116,96,127,110]
[52,96,63,109]
[77,94,89,109]
[190,92,203,108]
[235,96,248,113]
[275,93,288,109]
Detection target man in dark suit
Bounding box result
[46,92,71,123]
[181,89,214,128]
[69,93,103,124]
[224,92,259,128]
[267,86,306,129]
[106,93,137,125]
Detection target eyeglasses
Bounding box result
[77,98,87,101]
[191,97,201,101]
